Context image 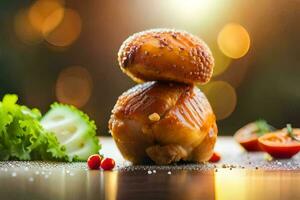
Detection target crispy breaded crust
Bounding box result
[118,29,214,84]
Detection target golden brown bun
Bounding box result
[109,81,217,164]
[118,29,214,84]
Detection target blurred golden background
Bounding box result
[0,0,299,135]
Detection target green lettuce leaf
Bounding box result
[0,94,67,161]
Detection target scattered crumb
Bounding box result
[148,113,160,122]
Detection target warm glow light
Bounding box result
[56,66,93,108]
[171,0,215,16]
[217,23,250,59]
[14,9,43,44]
[214,169,288,200]
[164,0,221,24]
[29,0,64,33]
[210,43,232,77]
[200,81,237,120]
[44,9,82,47]
[104,172,118,200]
[214,169,247,200]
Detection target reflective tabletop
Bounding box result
[1,137,300,200]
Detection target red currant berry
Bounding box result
[209,152,221,163]
[87,154,102,169]
[100,158,115,170]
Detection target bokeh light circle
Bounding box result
[14,9,43,44]
[29,0,64,33]
[210,43,232,77]
[217,23,250,59]
[200,81,237,120]
[44,8,82,47]
[56,66,93,108]
[42,7,65,35]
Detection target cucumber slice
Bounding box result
[41,103,101,161]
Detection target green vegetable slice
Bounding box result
[41,103,101,161]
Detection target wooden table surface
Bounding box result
[1,137,300,200]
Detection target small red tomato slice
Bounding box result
[101,158,115,170]
[209,152,221,163]
[87,154,102,170]
[258,129,300,158]
[234,123,262,151]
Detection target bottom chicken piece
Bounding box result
[109,81,217,165]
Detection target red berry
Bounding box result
[100,158,115,170]
[209,152,221,163]
[87,154,102,169]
